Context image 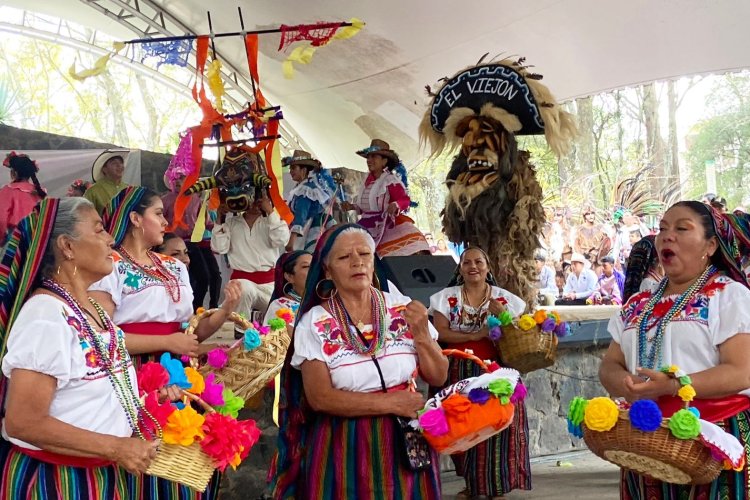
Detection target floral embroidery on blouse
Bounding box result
[112,252,186,296]
[620,276,730,329]
[61,308,130,380]
[446,294,487,332]
[315,306,413,359]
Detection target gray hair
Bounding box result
[39,197,96,278]
[323,226,376,265]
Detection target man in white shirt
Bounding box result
[534,250,558,305]
[556,252,598,305]
[211,193,290,327]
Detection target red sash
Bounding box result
[230,268,275,284]
[120,322,182,335]
[657,394,750,422]
[448,338,497,362]
[15,445,112,468]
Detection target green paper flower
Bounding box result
[488,379,513,397]
[568,397,588,426]
[268,318,286,330]
[668,409,701,439]
[215,388,245,418]
[679,375,692,386]
[498,310,513,326]
[500,396,510,405]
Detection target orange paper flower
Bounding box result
[533,310,548,325]
[185,367,205,395]
[162,406,205,446]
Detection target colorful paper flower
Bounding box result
[216,388,245,418]
[567,397,588,426]
[533,310,548,325]
[568,417,584,438]
[548,311,561,325]
[678,375,692,386]
[139,391,176,438]
[441,393,472,417]
[540,318,556,333]
[268,318,287,331]
[447,296,458,308]
[275,308,295,324]
[488,379,513,404]
[489,326,502,341]
[200,413,261,471]
[243,328,262,351]
[677,384,696,402]
[468,388,492,405]
[498,310,513,326]
[554,322,570,338]
[162,405,205,446]
[418,408,449,436]
[184,367,205,395]
[510,382,527,403]
[487,361,501,373]
[160,353,190,389]
[518,315,537,331]
[628,400,663,432]
[687,407,701,418]
[207,348,229,369]
[583,397,619,432]
[201,373,225,407]
[668,409,701,439]
[667,365,679,374]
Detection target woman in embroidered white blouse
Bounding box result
[269,223,447,499]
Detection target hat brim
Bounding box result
[288,159,321,169]
[92,150,129,182]
[356,148,399,162]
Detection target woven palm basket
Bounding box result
[193,309,291,400]
[147,392,216,492]
[582,409,722,485]
[496,324,558,374]
[424,349,516,454]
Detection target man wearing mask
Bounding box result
[84,150,130,213]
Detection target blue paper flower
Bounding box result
[487,315,501,328]
[244,328,262,351]
[629,399,662,432]
[567,418,584,438]
[489,326,502,341]
[687,407,701,418]
[159,352,190,389]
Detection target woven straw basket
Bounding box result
[193,309,291,400]
[582,409,722,485]
[496,324,558,374]
[147,392,216,492]
[424,349,515,455]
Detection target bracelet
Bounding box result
[660,365,696,402]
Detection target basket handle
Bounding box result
[441,349,489,372]
[184,309,253,337]
[181,389,216,414]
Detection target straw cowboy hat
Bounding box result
[282,150,321,170]
[570,252,588,264]
[355,139,399,163]
[92,149,129,182]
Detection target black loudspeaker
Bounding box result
[381,255,457,307]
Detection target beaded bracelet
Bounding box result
[660,365,696,402]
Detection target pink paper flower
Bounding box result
[510,381,527,403]
[201,373,225,407]
[207,348,229,369]
[419,408,449,436]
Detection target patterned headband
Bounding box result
[102,186,148,247]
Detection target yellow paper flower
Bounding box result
[668,365,679,374]
[518,315,537,331]
[533,310,548,325]
[196,307,206,315]
[185,367,205,395]
[583,397,619,432]
[162,406,205,446]
[677,384,696,402]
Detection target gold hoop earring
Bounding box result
[73,265,77,277]
[372,273,381,290]
[56,265,61,276]
[315,279,336,300]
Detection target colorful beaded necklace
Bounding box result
[328,286,388,356]
[42,278,162,440]
[636,265,717,369]
[118,246,182,303]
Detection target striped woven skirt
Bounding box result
[448,356,532,497]
[127,353,223,500]
[0,439,129,500]
[300,412,442,499]
[359,213,430,257]
[621,409,750,500]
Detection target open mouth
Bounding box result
[466,148,498,171]
[661,249,676,262]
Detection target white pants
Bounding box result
[236,279,274,321]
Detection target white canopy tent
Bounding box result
[9,0,750,170]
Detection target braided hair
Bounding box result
[6,153,46,199]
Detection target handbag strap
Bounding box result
[351,322,388,394]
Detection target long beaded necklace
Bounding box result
[460,282,491,330]
[286,288,302,303]
[118,246,182,303]
[328,286,388,356]
[42,278,162,440]
[636,265,717,369]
